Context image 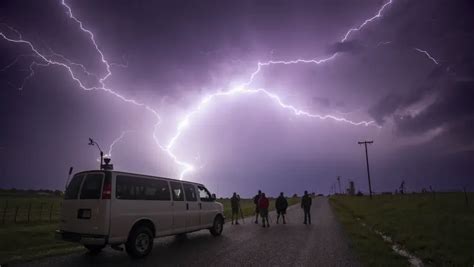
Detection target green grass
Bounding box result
[0,196,62,224]
[0,223,82,264]
[0,196,300,264]
[330,193,474,266]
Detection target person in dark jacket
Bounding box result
[230,192,240,225]
[301,190,312,224]
[275,192,288,224]
[258,192,270,228]
[253,190,262,224]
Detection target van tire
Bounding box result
[84,244,105,254]
[210,215,224,236]
[125,226,154,258]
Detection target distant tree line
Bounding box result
[0,188,63,197]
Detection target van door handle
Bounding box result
[186,203,189,210]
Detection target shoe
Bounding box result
[304,221,307,224]
[276,220,279,224]
[262,224,266,228]
[267,224,270,227]
[236,222,240,225]
[255,220,258,224]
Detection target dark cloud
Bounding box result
[368,94,403,124]
[395,81,474,139]
[1,0,474,194]
[327,40,365,54]
[312,96,331,108]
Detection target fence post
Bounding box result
[39,203,43,221]
[14,206,19,223]
[2,200,8,224]
[27,201,32,223]
[49,203,54,222]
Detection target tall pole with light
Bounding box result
[88,138,104,169]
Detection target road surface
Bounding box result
[17,197,359,266]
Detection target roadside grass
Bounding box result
[330,193,474,266]
[330,197,409,267]
[0,196,300,264]
[0,223,82,264]
[0,196,62,225]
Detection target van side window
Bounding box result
[80,173,104,199]
[183,183,197,202]
[197,185,213,202]
[116,175,171,201]
[150,179,171,201]
[65,174,84,199]
[116,176,135,199]
[170,182,184,201]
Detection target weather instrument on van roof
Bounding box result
[88,138,113,170]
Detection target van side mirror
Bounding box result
[211,193,216,201]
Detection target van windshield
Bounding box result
[65,174,84,199]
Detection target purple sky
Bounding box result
[1,0,473,197]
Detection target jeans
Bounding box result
[303,207,311,224]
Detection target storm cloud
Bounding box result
[1,0,473,196]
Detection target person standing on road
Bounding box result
[258,192,270,228]
[275,192,288,224]
[301,190,312,224]
[231,192,240,225]
[253,190,262,224]
[237,194,245,223]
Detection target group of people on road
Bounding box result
[230,190,313,228]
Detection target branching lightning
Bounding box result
[105,130,135,158]
[1,0,433,181]
[414,48,440,65]
[164,0,395,179]
[0,1,163,159]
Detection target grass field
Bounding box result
[330,192,474,266]
[0,197,62,225]
[0,195,300,264]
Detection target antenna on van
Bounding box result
[65,166,74,190]
[88,137,104,169]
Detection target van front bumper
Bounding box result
[55,230,107,245]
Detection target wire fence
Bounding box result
[1,198,62,225]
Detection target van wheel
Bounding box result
[84,244,105,254]
[125,226,154,258]
[210,216,224,236]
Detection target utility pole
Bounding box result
[337,176,342,194]
[358,140,374,199]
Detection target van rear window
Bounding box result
[116,175,171,201]
[80,174,104,199]
[65,174,84,199]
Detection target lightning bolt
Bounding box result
[0,1,163,163]
[104,130,135,158]
[1,0,409,181]
[414,48,440,65]
[165,0,394,179]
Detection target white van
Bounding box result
[56,170,225,258]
